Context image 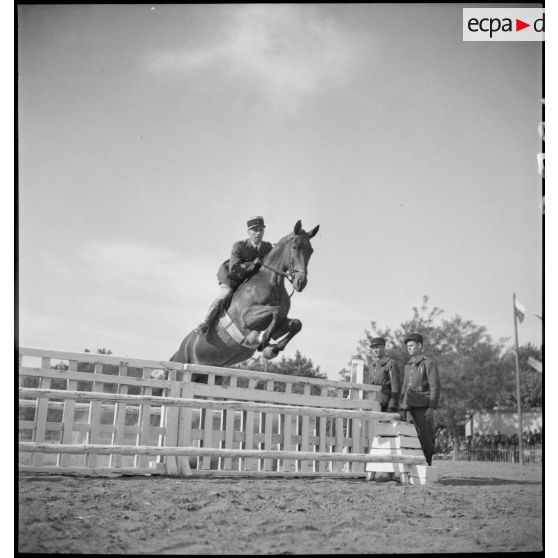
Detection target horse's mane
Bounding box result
[262,229,309,264]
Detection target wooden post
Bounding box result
[163,372,181,475]
[85,361,103,468]
[33,357,52,467]
[513,293,524,465]
[109,364,128,468]
[299,385,311,472]
[345,359,364,472]
[59,360,78,467]
[176,381,194,475]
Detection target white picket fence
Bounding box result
[18,347,434,483]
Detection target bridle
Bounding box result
[259,236,307,296]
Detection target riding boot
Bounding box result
[196,299,222,335]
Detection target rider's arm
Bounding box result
[388,360,402,411]
[229,242,255,276]
[425,358,441,409]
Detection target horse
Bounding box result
[169,220,319,368]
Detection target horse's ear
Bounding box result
[293,220,302,235]
[308,225,320,239]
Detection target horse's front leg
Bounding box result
[240,305,283,351]
[260,317,302,359]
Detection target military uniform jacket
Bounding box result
[217,239,273,288]
[364,357,401,410]
[400,354,441,410]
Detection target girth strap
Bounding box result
[218,311,246,345]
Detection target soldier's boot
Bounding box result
[196,299,222,336]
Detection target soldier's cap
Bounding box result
[404,332,423,344]
[247,216,265,230]
[369,337,386,347]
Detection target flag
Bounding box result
[527,357,542,373]
[515,298,525,323]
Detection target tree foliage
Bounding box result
[353,296,542,434]
[236,350,325,379]
[84,348,113,355]
[498,343,542,409]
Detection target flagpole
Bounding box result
[513,293,524,465]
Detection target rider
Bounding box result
[196,216,273,335]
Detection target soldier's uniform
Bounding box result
[197,216,273,335]
[365,337,401,412]
[400,333,441,465]
[217,238,273,289]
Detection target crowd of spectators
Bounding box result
[435,427,542,455]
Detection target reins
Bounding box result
[258,237,305,298]
[260,262,292,279]
[259,262,299,298]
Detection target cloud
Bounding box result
[147,5,361,112]
[29,238,217,328]
[19,239,368,375]
[78,239,216,304]
[19,238,220,359]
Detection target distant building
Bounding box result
[465,408,542,437]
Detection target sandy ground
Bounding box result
[18,460,542,555]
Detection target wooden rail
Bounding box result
[19,442,426,465]
[18,347,434,483]
[19,388,397,421]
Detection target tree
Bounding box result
[351,295,538,437]
[83,348,113,355]
[337,367,350,381]
[270,351,326,379]
[234,351,326,394]
[236,350,325,379]
[497,343,542,409]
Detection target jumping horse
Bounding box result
[169,220,319,367]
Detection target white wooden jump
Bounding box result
[18,347,437,484]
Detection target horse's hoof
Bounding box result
[262,345,280,360]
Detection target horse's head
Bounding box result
[285,220,320,292]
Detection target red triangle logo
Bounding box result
[516,19,530,31]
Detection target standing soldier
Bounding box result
[399,333,441,466]
[366,337,401,413]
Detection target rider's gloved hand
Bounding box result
[253,258,262,272]
[244,262,257,273]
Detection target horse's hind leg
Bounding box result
[275,318,302,350]
[261,317,302,359]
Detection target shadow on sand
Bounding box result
[439,477,541,486]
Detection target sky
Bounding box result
[17,3,544,379]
